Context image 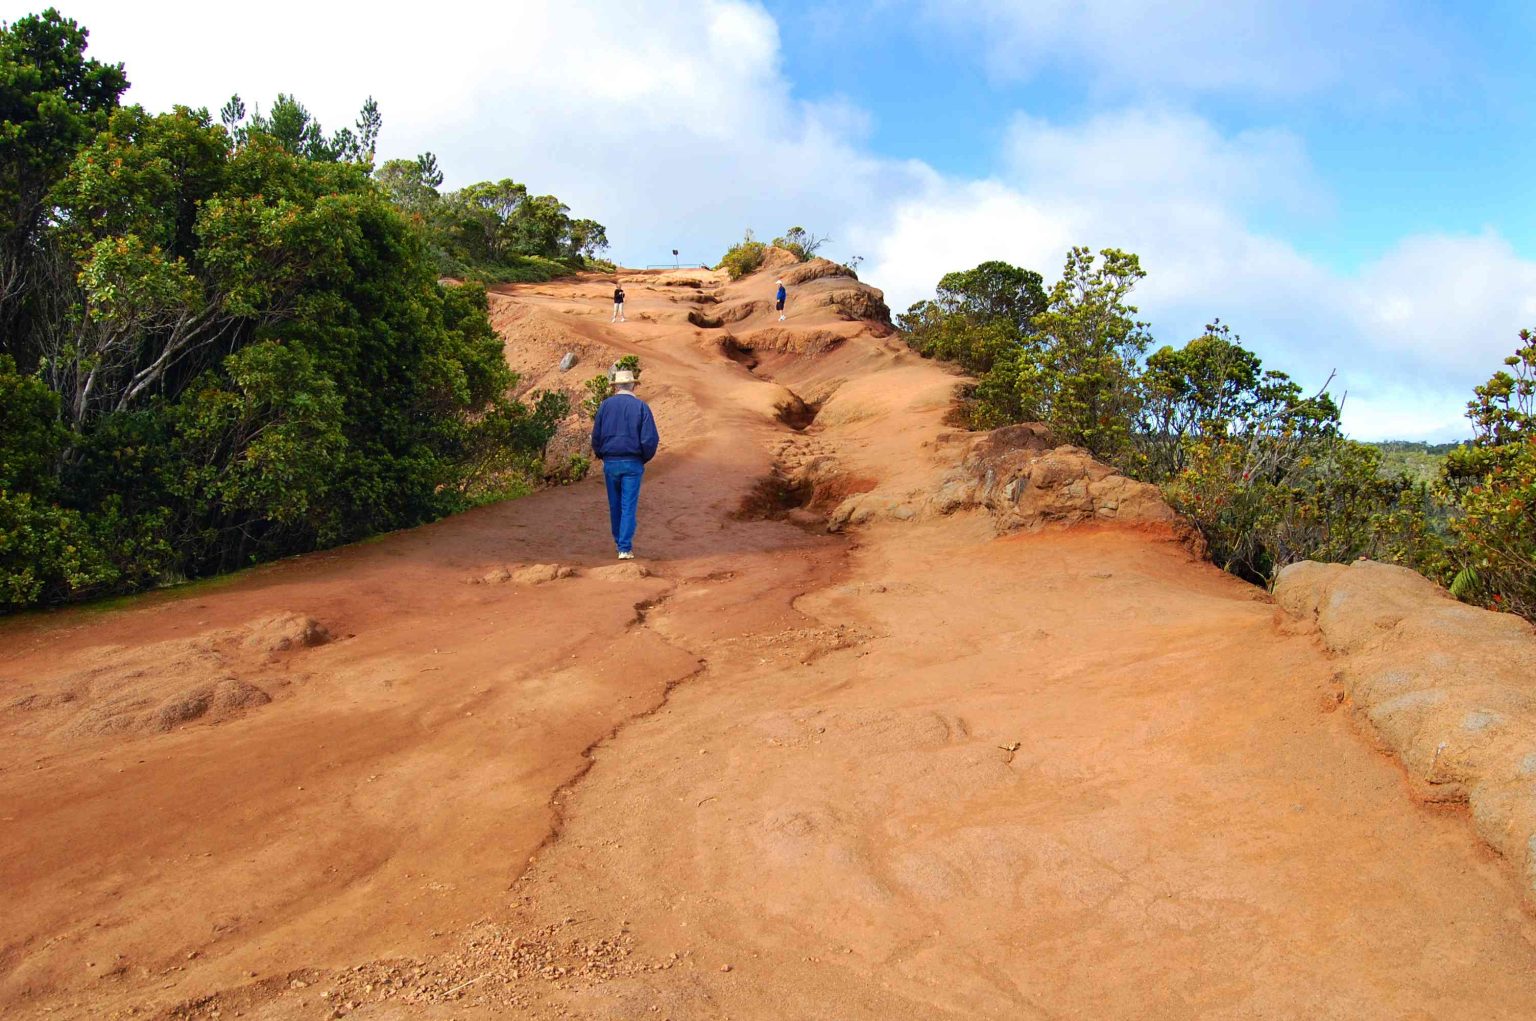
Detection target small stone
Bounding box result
[719,964,732,973]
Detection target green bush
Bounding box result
[581,374,613,417]
[899,248,1465,602]
[1162,433,1444,583]
[1439,332,1536,617]
[375,159,609,282]
[0,16,579,612]
[904,249,1149,459]
[718,229,767,280]
[771,226,828,262]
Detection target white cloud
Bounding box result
[911,0,1451,101]
[861,109,1535,441]
[1349,233,1536,371]
[35,1,1528,439]
[47,0,927,266]
[1005,109,1322,215]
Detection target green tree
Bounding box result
[0,8,127,359]
[934,261,1046,335]
[1010,247,1150,459]
[1440,331,1536,617]
[377,153,444,219]
[567,217,609,259]
[771,225,828,261]
[1137,320,1337,481]
[0,63,571,609]
[899,259,1046,382]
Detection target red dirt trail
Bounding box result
[3,262,1535,1020]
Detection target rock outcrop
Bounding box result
[825,423,1182,534]
[1274,559,1536,908]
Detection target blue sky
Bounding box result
[765,0,1536,269]
[20,0,1536,440]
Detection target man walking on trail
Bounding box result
[775,278,787,321]
[611,282,626,323]
[590,369,659,560]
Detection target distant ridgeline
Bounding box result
[1364,441,1467,485]
[898,254,1534,621]
[0,11,596,612]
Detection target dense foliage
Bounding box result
[718,229,767,280]
[375,154,609,282]
[1366,439,1464,483]
[1440,334,1535,617]
[0,10,572,611]
[771,226,828,262]
[903,250,1531,617]
[717,226,829,279]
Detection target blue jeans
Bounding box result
[603,458,645,553]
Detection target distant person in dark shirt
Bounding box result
[589,369,659,559]
[611,283,626,323]
[775,278,787,321]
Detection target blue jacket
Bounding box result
[591,392,660,462]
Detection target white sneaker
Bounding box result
[779,315,786,321]
[617,551,635,560]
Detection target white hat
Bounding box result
[612,369,638,385]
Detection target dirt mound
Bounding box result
[931,427,1180,529]
[759,247,801,273]
[1275,559,1536,906]
[588,562,654,581]
[242,611,332,653]
[6,612,325,739]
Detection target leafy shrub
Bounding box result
[771,226,828,262]
[718,229,767,280]
[900,248,1461,599]
[1163,433,1443,583]
[1439,332,1536,617]
[580,356,643,418]
[581,374,613,417]
[0,17,579,611]
[373,159,609,282]
[905,249,1149,459]
[550,453,592,484]
[0,356,174,610]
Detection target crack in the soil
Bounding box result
[513,582,705,887]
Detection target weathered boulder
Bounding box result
[1274,559,1536,908]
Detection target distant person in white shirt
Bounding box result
[611,283,626,323]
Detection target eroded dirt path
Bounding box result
[3,262,1535,1020]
